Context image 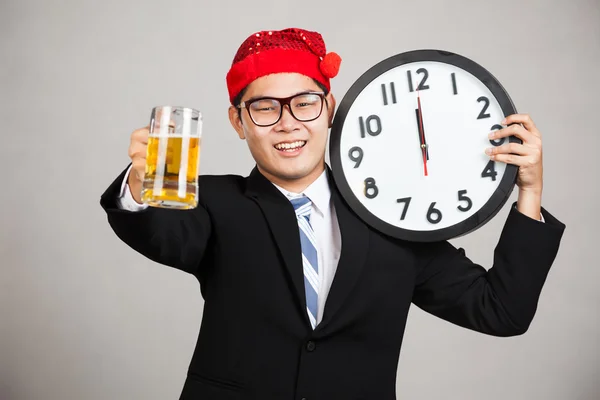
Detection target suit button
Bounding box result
[306,341,316,352]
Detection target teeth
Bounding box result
[275,141,305,151]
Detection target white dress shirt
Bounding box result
[116,165,149,212]
[271,170,342,325]
[117,167,342,325]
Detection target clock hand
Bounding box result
[415,89,429,176]
[415,109,429,160]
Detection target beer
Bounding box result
[142,134,201,209]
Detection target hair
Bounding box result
[232,78,329,108]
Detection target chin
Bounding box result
[266,161,318,182]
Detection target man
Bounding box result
[100,28,565,399]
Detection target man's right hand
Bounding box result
[127,126,149,204]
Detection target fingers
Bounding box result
[489,152,541,167]
[131,157,147,181]
[128,125,150,182]
[486,142,542,167]
[501,113,541,138]
[128,139,147,161]
[488,123,540,145]
[132,126,149,144]
[486,142,529,157]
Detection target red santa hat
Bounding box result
[226,28,342,104]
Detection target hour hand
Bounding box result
[415,109,429,161]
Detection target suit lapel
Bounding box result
[317,168,370,331]
[244,165,370,331]
[244,167,310,327]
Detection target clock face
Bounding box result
[330,50,519,242]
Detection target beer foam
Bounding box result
[148,133,201,138]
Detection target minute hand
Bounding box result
[415,97,429,176]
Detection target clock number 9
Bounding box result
[348,146,364,168]
[364,178,379,199]
[427,202,443,224]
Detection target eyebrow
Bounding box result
[245,89,319,103]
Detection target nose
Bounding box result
[276,104,300,132]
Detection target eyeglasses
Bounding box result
[238,91,326,127]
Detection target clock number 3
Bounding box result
[481,124,503,181]
[489,124,506,147]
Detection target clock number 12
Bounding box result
[408,68,430,92]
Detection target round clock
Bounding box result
[329,49,520,242]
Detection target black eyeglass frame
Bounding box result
[237,91,327,127]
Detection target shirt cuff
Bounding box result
[116,165,148,212]
[514,204,544,223]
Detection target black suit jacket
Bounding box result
[100,165,565,400]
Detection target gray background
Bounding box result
[1,0,598,399]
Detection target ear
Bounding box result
[326,93,337,128]
[228,105,246,140]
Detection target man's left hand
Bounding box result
[485,113,543,195]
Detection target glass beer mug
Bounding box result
[141,106,202,209]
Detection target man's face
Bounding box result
[229,73,336,185]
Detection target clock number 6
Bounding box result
[364,178,379,199]
[457,190,473,212]
[427,202,443,224]
[348,146,364,168]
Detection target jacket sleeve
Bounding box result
[411,204,565,336]
[99,165,211,275]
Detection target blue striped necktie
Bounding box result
[290,196,320,329]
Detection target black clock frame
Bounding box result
[329,49,520,242]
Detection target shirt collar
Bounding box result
[272,169,331,217]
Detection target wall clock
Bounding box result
[329,49,520,242]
